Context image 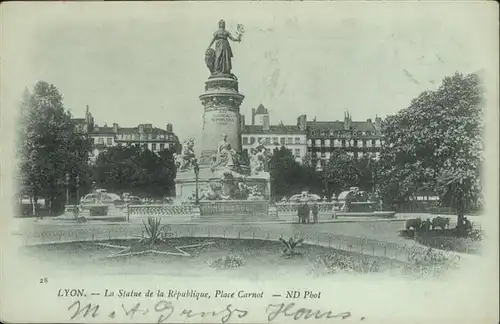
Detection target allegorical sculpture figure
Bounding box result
[206,19,245,75]
[210,133,239,172]
[176,137,196,172]
[249,139,270,176]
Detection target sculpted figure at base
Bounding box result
[248,184,265,200]
[176,137,197,172]
[210,134,239,173]
[249,139,270,176]
[206,20,245,76]
[199,182,230,201]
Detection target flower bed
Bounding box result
[415,231,483,254]
[22,237,408,279]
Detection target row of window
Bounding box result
[93,136,176,146]
[114,133,175,141]
[138,143,172,151]
[313,151,380,159]
[94,137,114,145]
[308,139,382,148]
[244,148,302,158]
[92,138,172,151]
[242,136,303,145]
[310,130,377,137]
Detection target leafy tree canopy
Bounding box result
[92,145,177,198]
[19,81,92,214]
[378,72,484,227]
[269,146,321,199]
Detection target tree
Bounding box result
[269,147,321,199]
[19,81,92,216]
[93,145,177,198]
[321,150,377,198]
[353,154,377,193]
[378,72,484,230]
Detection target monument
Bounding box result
[175,19,273,219]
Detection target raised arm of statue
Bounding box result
[227,32,241,42]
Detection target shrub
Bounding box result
[210,255,245,269]
[415,229,484,253]
[468,229,484,241]
[140,217,166,248]
[400,229,415,239]
[403,247,461,278]
[316,253,381,274]
[279,237,304,258]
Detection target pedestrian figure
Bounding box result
[305,202,311,223]
[312,201,319,223]
[73,204,80,219]
[297,203,303,224]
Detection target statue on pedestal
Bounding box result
[176,137,197,172]
[206,19,245,76]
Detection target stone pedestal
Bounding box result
[199,75,244,165]
[172,69,274,221]
[175,166,271,203]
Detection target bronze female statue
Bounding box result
[206,19,244,75]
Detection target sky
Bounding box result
[1,1,497,143]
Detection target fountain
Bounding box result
[333,187,395,218]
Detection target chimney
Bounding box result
[374,116,382,130]
[263,115,270,131]
[166,123,173,132]
[297,114,307,131]
[240,114,245,130]
[344,111,352,130]
[251,108,256,125]
[139,124,144,133]
[113,123,119,133]
[366,118,372,123]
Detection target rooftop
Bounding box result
[307,120,377,132]
[90,125,177,137]
[242,124,306,134]
[254,104,269,115]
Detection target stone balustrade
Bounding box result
[128,204,193,216]
[198,200,269,216]
[274,202,336,213]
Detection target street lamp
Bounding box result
[76,174,80,205]
[193,159,200,205]
[65,173,70,206]
[345,129,360,186]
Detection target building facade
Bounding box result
[72,105,95,134]
[240,104,307,162]
[305,111,383,169]
[71,106,180,163]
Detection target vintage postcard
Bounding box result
[0,1,498,323]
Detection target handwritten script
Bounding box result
[68,300,355,323]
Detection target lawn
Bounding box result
[20,236,461,280]
[21,237,408,280]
